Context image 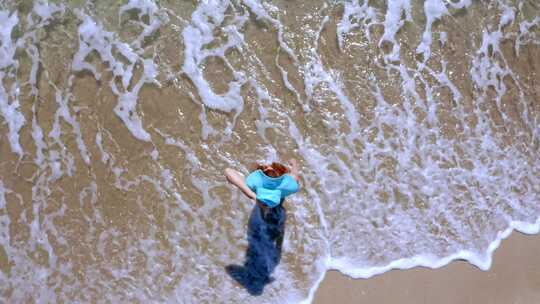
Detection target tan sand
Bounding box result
[314,232,540,304]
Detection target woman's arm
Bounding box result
[224,168,256,200]
[288,158,300,182]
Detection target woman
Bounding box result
[224,160,300,293]
[224,159,300,212]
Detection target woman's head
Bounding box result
[254,162,290,178]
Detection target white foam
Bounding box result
[181,0,245,113]
[416,0,447,64]
[249,79,274,140]
[327,218,540,277]
[296,4,540,304]
[0,11,18,69]
[446,0,472,10]
[95,130,110,164]
[47,79,91,165]
[0,181,10,294]
[514,16,540,56]
[0,11,25,157]
[439,31,447,46]
[73,12,160,142]
[242,0,298,61]
[31,104,46,167]
[379,0,412,62]
[304,15,360,145]
[0,74,25,157]
[498,3,515,30]
[469,1,529,132]
[118,0,169,50]
[299,218,540,304]
[1,2,540,303]
[337,0,378,49]
[32,1,64,22]
[242,0,307,112]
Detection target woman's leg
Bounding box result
[224,168,256,200]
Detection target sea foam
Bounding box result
[0,1,538,303]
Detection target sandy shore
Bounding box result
[314,232,540,304]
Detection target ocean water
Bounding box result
[0,0,539,302]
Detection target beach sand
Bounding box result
[314,232,540,304]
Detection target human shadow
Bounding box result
[225,203,286,296]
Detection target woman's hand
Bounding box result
[288,159,300,181]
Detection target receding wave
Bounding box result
[0,0,539,303]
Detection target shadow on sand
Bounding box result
[225,203,286,295]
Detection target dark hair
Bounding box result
[253,162,289,178]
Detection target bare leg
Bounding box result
[225,168,256,200]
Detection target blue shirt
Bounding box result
[246,170,299,208]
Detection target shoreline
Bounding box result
[313,231,540,304]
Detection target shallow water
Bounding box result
[0,0,539,303]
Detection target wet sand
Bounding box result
[314,232,540,304]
